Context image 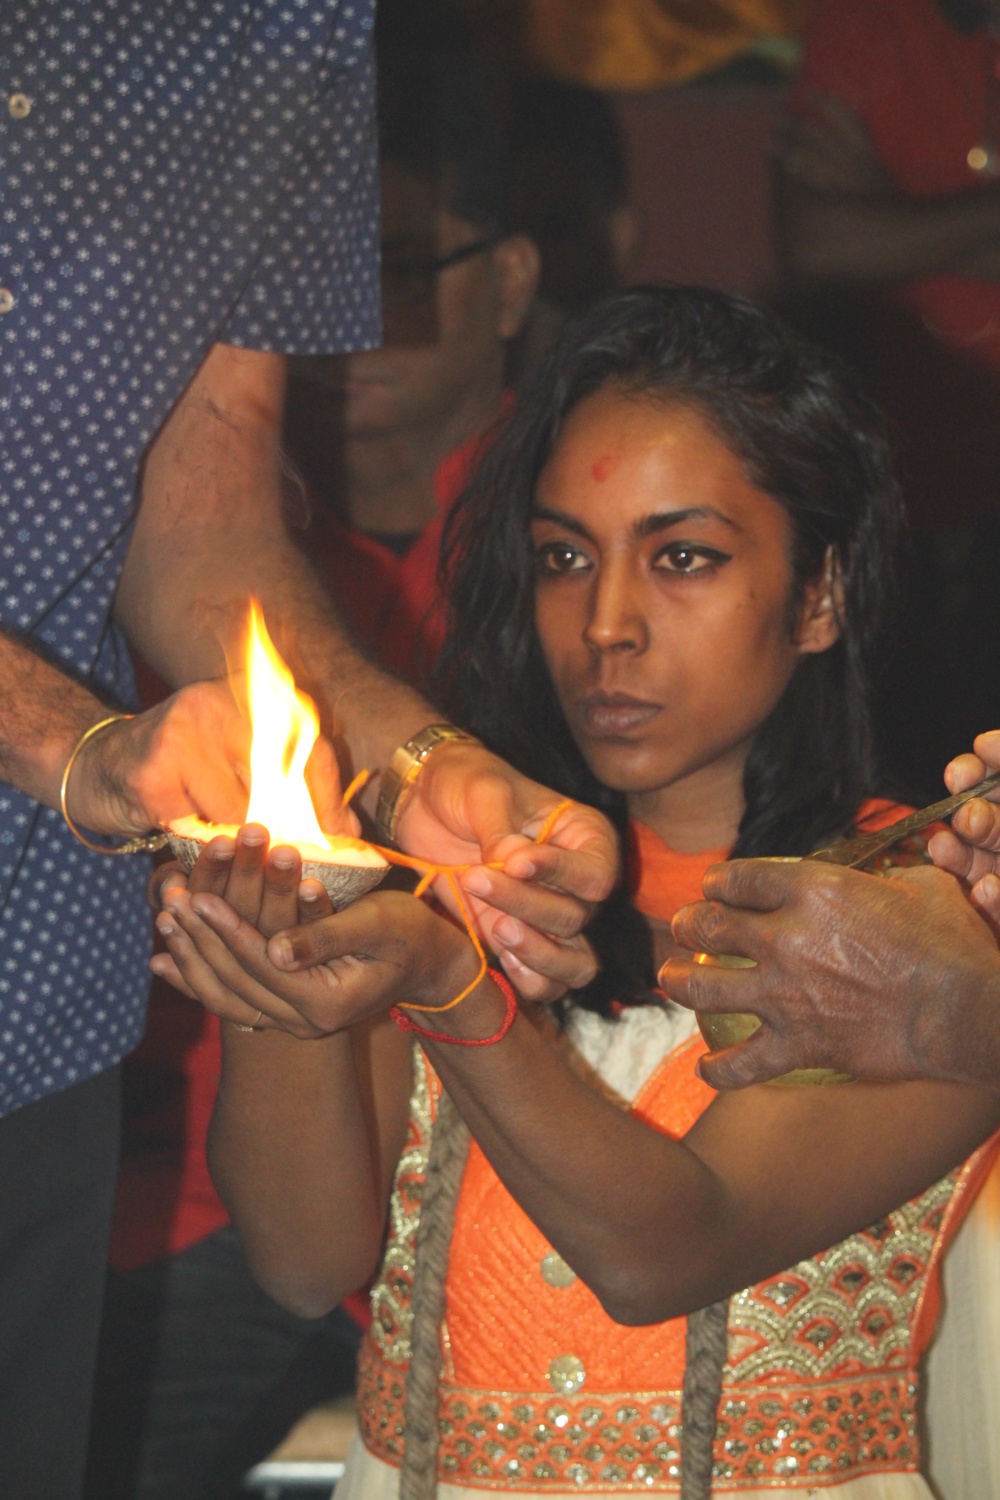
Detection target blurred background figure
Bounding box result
[505,75,639,368]
[284,5,539,686]
[774,0,1000,798]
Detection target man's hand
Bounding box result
[67,680,353,843]
[659,859,1000,1091]
[930,729,1000,924]
[396,740,617,1001]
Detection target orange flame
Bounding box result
[243,601,332,851]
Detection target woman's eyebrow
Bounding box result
[531,506,595,541]
[634,507,741,539]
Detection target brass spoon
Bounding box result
[807,769,1000,869]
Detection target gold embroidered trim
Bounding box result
[368,1047,433,1367]
[725,1170,957,1383]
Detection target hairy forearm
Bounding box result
[209,1025,385,1317]
[777,174,1000,285]
[915,957,1000,1088]
[116,344,432,806]
[0,630,116,805]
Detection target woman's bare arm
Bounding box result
[208,1015,412,1317]
[159,867,1000,1328]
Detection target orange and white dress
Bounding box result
[339,815,1000,1497]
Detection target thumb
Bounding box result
[695,1026,793,1091]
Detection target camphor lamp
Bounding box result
[166,602,388,910]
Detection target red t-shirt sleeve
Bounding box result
[790,0,897,120]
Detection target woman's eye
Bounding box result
[654,542,730,574]
[535,542,590,574]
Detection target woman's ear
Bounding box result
[794,547,844,656]
[492,233,542,341]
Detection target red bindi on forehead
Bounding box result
[590,453,614,482]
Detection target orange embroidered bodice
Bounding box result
[357,812,1000,1491]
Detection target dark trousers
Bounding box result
[84,1223,361,1500]
[0,1066,121,1500]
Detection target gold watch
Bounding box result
[375,723,480,847]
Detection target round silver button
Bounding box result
[548,1354,586,1394]
[0,289,14,315]
[540,1251,577,1289]
[8,93,30,119]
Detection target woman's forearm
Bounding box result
[421,989,731,1325]
[421,983,1000,1325]
[209,1023,387,1317]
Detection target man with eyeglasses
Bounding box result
[285,41,541,684]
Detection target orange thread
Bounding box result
[341,768,371,808]
[357,796,576,1015]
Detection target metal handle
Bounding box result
[807,770,1000,870]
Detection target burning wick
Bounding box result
[166,601,387,908]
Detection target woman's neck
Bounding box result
[626,747,748,854]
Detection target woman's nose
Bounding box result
[583,564,648,654]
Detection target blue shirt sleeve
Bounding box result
[221,43,382,356]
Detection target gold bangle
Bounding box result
[374,723,480,847]
[59,714,169,856]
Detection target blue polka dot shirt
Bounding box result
[0,0,380,1117]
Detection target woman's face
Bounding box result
[532,388,838,833]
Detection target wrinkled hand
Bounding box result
[150,825,479,1037]
[778,92,896,199]
[68,679,352,839]
[930,729,1000,925]
[658,858,1000,1090]
[396,740,616,1002]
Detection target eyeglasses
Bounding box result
[379,233,504,344]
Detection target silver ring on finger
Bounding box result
[231,1008,264,1034]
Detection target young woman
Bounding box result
[153,289,1000,1498]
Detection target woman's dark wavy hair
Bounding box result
[434,286,903,1012]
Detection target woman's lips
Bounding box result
[577,693,661,736]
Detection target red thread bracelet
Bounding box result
[390,968,517,1047]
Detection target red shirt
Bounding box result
[789,0,1000,528]
[795,0,1000,364]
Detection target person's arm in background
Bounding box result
[775,93,1000,286]
[658,731,1000,1090]
[115,341,614,998]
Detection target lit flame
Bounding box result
[243,601,332,851]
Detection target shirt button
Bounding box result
[540,1251,577,1289]
[548,1354,586,1394]
[8,93,30,119]
[0,289,14,314]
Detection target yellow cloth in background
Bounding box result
[526,0,809,89]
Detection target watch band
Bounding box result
[375,723,480,847]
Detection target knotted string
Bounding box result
[335,775,576,1014]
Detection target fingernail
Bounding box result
[494,916,523,947]
[462,869,491,898]
[150,955,168,975]
[207,837,235,860]
[505,856,536,880]
[271,937,294,968]
[270,852,297,871]
[157,917,176,938]
[500,949,530,976]
[162,895,181,916]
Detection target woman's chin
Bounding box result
[581,743,670,797]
